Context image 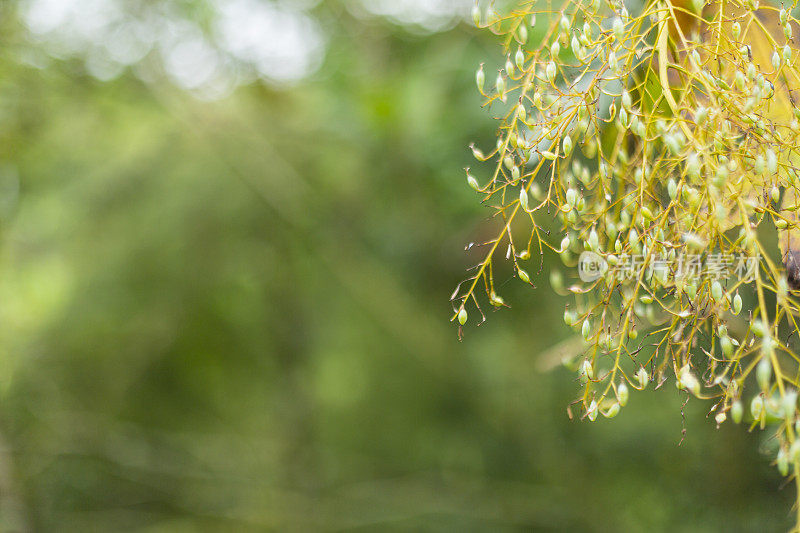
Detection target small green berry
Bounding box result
[618,382,629,406]
[733,293,743,315]
[731,400,743,423]
[751,395,765,419]
[604,402,620,418]
[636,367,649,389]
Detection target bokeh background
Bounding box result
[0,0,793,531]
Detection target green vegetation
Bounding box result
[0,1,793,531]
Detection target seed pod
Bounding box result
[618,382,629,406]
[747,63,757,81]
[542,150,558,160]
[732,21,741,40]
[560,15,569,32]
[564,308,575,326]
[458,307,468,325]
[588,228,599,251]
[683,232,706,251]
[711,280,723,302]
[739,45,751,59]
[604,402,620,418]
[733,293,743,315]
[516,104,526,122]
[563,135,573,155]
[581,319,591,339]
[784,390,797,419]
[496,72,506,98]
[466,169,480,191]
[489,292,505,307]
[580,359,594,379]
[505,56,515,78]
[735,70,746,91]
[546,61,557,82]
[754,154,765,174]
[785,23,792,40]
[752,319,766,337]
[550,41,560,58]
[519,187,529,211]
[471,3,481,26]
[602,217,616,238]
[668,178,678,200]
[560,235,571,252]
[767,148,778,174]
[621,107,632,130]
[731,399,743,423]
[751,395,764,418]
[518,268,530,284]
[515,47,524,71]
[760,93,771,111]
[486,5,498,25]
[757,357,772,390]
[628,228,639,248]
[613,17,624,40]
[781,7,788,25]
[773,51,781,70]
[530,14,536,27]
[784,45,792,62]
[476,64,485,93]
[621,90,632,110]
[551,270,564,292]
[687,153,701,179]
[682,371,701,396]
[571,35,581,57]
[636,367,649,389]
[518,23,528,44]
[721,336,734,357]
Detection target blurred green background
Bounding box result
[0,0,792,531]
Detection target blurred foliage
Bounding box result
[0,1,792,531]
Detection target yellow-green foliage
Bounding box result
[457,0,800,525]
